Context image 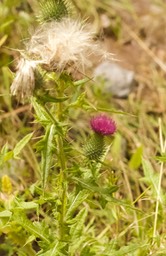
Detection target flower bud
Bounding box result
[84,133,105,161]
[38,0,72,23]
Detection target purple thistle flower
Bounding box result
[90,114,116,136]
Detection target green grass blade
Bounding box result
[41,124,55,189]
[142,157,159,196]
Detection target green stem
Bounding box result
[56,79,67,241]
[43,104,61,128]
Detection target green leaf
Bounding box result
[32,97,63,136]
[90,106,135,116]
[13,210,50,244]
[37,241,67,256]
[111,133,123,161]
[37,94,69,103]
[73,77,91,87]
[129,146,143,169]
[68,207,88,240]
[73,177,118,196]
[13,132,33,158]
[155,154,166,162]
[72,177,137,210]
[31,97,51,124]
[0,34,8,47]
[23,235,36,247]
[66,190,89,219]
[3,151,14,162]
[41,124,56,189]
[142,158,159,196]
[112,242,148,256]
[68,92,86,109]
[0,20,14,31]
[0,210,12,218]
[0,144,13,166]
[16,201,38,210]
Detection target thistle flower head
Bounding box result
[90,114,116,136]
[27,18,109,72]
[10,58,38,102]
[84,115,116,161]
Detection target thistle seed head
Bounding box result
[27,18,109,72]
[10,58,38,102]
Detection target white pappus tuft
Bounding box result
[27,18,109,72]
[11,18,111,101]
[10,58,38,102]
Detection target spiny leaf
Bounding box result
[68,92,86,109]
[68,207,88,240]
[112,242,148,256]
[32,97,63,136]
[36,241,67,256]
[13,210,50,244]
[73,177,118,196]
[23,235,36,247]
[96,106,135,116]
[16,201,38,210]
[73,77,92,87]
[13,132,33,158]
[31,97,51,125]
[72,177,138,210]
[66,190,89,219]
[0,210,12,218]
[0,135,33,168]
[37,94,69,104]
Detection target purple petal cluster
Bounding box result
[90,114,116,136]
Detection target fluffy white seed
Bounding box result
[11,58,37,101]
[27,18,109,72]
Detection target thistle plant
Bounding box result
[11,0,108,102]
[1,1,119,255]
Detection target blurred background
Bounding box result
[0,1,166,253]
